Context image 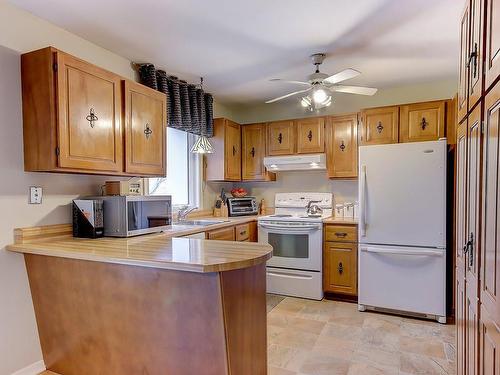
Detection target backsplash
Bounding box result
[204,170,358,210]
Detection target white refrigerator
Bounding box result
[358,140,447,323]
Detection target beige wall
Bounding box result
[0,3,234,374]
[233,78,457,124]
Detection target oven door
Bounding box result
[258,221,322,271]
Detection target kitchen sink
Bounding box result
[174,219,229,226]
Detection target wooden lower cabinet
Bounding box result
[206,226,235,241]
[206,222,258,242]
[323,224,358,297]
[324,241,357,296]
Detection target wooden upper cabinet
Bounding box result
[468,0,485,111]
[458,3,470,122]
[485,0,500,89]
[326,114,358,179]
[205,118,241,181]
[399,100,446,143]
[56,51,123,172]
[360,106,399,145]
[123,80,166,176]
[241,124,275,181]
[296,117,325,154]
[267,120,295,155]
[225,120,242,180]
[21,47,166,176]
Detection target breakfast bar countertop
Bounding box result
[7,231,273,273]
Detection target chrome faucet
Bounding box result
[177,206,198,222]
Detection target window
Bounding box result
[148,128,201,207]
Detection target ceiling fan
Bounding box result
[266,53,377,110]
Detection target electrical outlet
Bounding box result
[29,186,42,204]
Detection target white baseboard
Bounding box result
[10,360,46,375]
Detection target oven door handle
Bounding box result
[267,270,313,280]
[258,223,321,231]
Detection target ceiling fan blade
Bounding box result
[270,78,310,86]
[332,85,378,96]
[265,88,311,104]
[323,68,361,84]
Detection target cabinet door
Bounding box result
[296,117,325,154]
[469,0,485,111]
[456,268,466,375]
[360,106,399,145]
[224,120,241,180]
[458,3,470,122]
[399,101,446,143]
[267,121,295,155]
[479,305,500,375]
[234,223,250,242]
[466,104,482,375]
[323,242,357,296]
[456,120,469,271]
[124,81,166,176]
[481,82,499,331]
[207,226,235,241]
[485,0,500,90]
[242,124,274,181]
[56,52,122,172]
[326,114,358,178]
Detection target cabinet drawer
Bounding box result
[206,226,235,241]
[324,225,357,242]
[235,223,250,241]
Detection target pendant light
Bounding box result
[190,77,214,154]
[190,135,214,154]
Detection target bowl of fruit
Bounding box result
[231,188,248,198]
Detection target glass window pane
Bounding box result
[268,233,309,258]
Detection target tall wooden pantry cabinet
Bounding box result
[455,0,499,373]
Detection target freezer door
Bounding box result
[359,140,446,248]
[358,245,446,316]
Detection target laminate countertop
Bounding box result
[7,217,272,273]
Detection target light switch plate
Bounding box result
[29,186,42,204]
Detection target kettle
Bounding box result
[306,200,323,217]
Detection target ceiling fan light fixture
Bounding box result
[301,96,311,107]
[312,88,328,104]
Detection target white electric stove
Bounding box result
[258,192,332,300]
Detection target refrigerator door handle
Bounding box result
[360,247,444,257]
[360,165,367,237]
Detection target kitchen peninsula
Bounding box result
[8,228,272,375]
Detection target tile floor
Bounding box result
[266,296,456,375]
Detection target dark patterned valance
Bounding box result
[137,64,214,137]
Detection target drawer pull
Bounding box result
[338,262,343,274]
[240,231,246,236]
[335,232,348,238]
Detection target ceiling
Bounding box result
[10,0,463,105]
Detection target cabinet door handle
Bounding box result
[240,230,247,236]
[278,133,283,144]
[338,262,343,275]
[86,108,98,128]
[232,145,236,155]
[250,147,255,157]
[340,140,346,151]
[335,232,348,238]
[468,42,478,78]
[307,130,313,141]
[421,117,428,130]
[465,232,474,268]
[144,123,153,139]
[376,121,384,133]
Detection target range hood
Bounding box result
[264,153,326,172]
